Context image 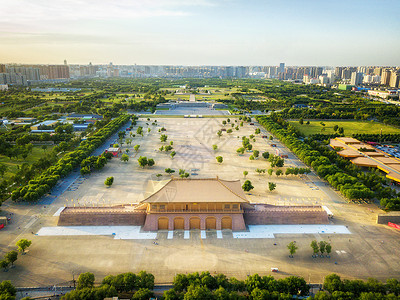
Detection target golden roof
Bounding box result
[140,177,249,204]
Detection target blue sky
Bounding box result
[0,0,399,65]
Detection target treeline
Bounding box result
[352,133,400,143]
[3,272,400,300]
[62,271,155,300]
[256,116,397,202]
[274,103,400,128]
[312,273,400,299]
[309,133,400,143]
[11,115,130,202]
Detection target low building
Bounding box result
[105,147,122,157]
[330,137,400,183]
[30,120,58,131]
[338,84,354,91]
[58,177,329,230]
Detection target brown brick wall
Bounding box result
[57,212,146,226]
[244,210,328,225]
[377,214,400,225]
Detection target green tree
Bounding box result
[0,280,16,298]
[262,152,269,159]
[255,168,265,175]
[165,168,175,174]
[132,288,154,300]
[4,251,18,267]
[242,180,254,192]
[138,156,148,168]
[243,171,248,178]
[323,274,343,294]
[299,118,304,125]
[216,156,223,164]
[212,145,218,151]
[77,272,95,290]
[287,241,298,258]
[134,144,140,152]
[217,130,222,138]
[319,241,326,257]
[311,240,319,257]
[253,150,259,158]
[227,129,233,134]
[0,260,9,271]
[104,176,114,187]
[236,147,245,155]
[267,168,273,176]
[333,125,339,132]
[268,182,276,191]
[147,158,155,167]
[184,284,213,300]
[160,134,168,142]
[0,164,7,177]
[16,239,31,253]
[120,154,129,163]
[326,243,332,257]
[249,155,255,161]
[275,169,283,176]
[170,151,176,159]
[338,127,344,134]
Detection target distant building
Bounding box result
[350,72,363,86]
[0,84,8,91]
[279,63,285,74]
[338,84,353,91]
[381,69,391,86]
[368,90,398,99]
[389,72,400,88]
[30,120,58,131]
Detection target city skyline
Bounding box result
[1,0,400,65]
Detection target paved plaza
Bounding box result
[0,117,400,286]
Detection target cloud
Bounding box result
[0,0,217,24]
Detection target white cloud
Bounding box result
[0,0,218,24]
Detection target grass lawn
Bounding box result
[289,120,400,136]
[0,145,55,178]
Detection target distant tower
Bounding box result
[279,63,285,74]
[64,59,67,65]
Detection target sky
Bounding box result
[0,0,399,66]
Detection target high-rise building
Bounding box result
[381,69,391,86]
[0,64,5,73]
[389,72,400,88]
[350,72,363,86]
[335,67,344,78]
[374,67,382,76]
[279,63,285,74]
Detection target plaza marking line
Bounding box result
[24,216,37,229]
[36,225,351,240]
[184,230,190,239]
[232,225,351,239]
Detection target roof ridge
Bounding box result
[216,177,248,202]
[139,178,173,203]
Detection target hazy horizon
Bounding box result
[1,0,400,66]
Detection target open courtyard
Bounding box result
[0,117,399,287]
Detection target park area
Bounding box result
[289,120,400,136]
[0,117,400,287]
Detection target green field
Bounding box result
[289,120,400,136]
